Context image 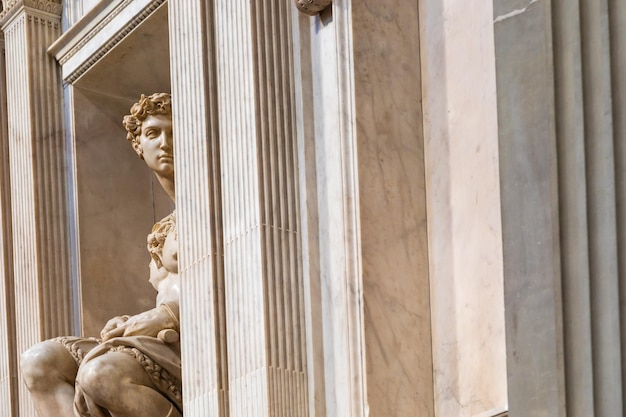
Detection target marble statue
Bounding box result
[20,93,182,417]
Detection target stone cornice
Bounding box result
[0,0,62,28]
[294,0,332,16]
[48,0,166,83]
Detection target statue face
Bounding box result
[137,114,174,178]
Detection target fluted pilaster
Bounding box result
[496,0,626,414]
[252,0,308,414]
[1,1,73,415]
[169,0,228,416]
[214,0,308,415]
[0,32,17,417]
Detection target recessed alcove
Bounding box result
[57,2,172,336]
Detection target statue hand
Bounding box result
[100,315,131,340]
[101,307,177,340]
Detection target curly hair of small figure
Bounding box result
[147,212,177,269]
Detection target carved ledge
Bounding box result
[0,0,62,27]
[48,0,166,83]
[294,0,331,16]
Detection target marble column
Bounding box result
[553,0,625,415]
[170,0,310,415]
[0,32,18,417]
[169,0,227,416]
[214,1,308,415]
[0,1,74,415]
[495,0,626,415]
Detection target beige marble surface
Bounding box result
[352,1,435,416]
[420,0,508,416]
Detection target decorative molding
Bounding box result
[57,0,134,65]
[65,0,165,83]
[294,0,331,16]
[48,0,165,83]
[0,0,61,28]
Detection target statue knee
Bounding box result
[21,341,77,391]
[76,354,126,405]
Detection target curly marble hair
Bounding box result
[147,212,177,269]
[122,92,172,157]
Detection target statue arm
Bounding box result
[100,272,180,341]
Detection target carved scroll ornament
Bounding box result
[294,0,331,16]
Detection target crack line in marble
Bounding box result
[494,0,539,23]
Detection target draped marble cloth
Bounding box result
[57,335,182,416]
[55,212,182,417]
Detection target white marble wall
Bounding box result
[420,1,508,416]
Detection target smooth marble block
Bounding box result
[420,0,508,416]
[493,0,566,416]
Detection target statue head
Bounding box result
[147,212,178,289]
[123,93,174,181]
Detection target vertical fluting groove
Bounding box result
[204,0,230,401]
[216,0,270,413]
[170,0,227,414]
[257,0,308,415]
[579,0,623,415]
[607,0,626,407]
[551,0,595,416]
